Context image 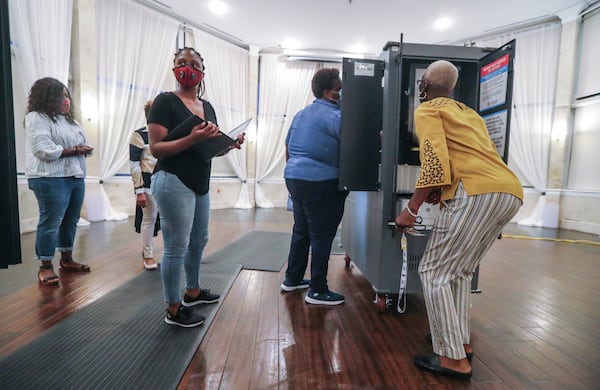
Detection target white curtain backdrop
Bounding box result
[254,55,318,207]
[8,0,89,225]
[8,0,72,92]
[473,22,562,226]
[192,28,251,208]
[95,0,179,220]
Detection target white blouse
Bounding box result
[25,111,89,178]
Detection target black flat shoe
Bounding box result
[425,333,473,361]
[414,354,472,379]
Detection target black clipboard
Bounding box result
[197,118,252,161]
[162,116,251,161]
[162,114,205,143]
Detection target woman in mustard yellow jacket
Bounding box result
[395,60,523,379]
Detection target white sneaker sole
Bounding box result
[164,317,204,327]
[280,283,310,292]
[304,296,345,305]
[182,298,219,307]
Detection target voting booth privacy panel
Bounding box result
[339,40,516,307]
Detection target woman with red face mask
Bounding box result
[25,77,94,285]
[148,47,245,327]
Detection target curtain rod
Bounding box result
[444,15,560,45]
[131,0,250,50]
[581,0,600,17]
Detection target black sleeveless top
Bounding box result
[148,92,218,194]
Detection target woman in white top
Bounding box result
[25,77,94,285]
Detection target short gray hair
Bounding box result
[425,60,459,92]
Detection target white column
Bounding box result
[246,44,260,206]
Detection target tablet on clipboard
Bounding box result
[162,116,251,161]
[198,118,252,161]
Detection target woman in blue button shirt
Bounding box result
[281,68,349,305]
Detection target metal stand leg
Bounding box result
[471,265,482,293]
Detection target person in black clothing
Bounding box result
[148,47,244,327]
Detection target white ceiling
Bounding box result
[152,0,594,56]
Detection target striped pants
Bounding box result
[419,182,522,360]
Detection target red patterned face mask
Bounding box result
[61,98,71,114]
[172,65,203,89]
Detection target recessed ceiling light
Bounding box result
[281,38,301,50]
[349,43,367,53]
[434,17,452,30]
[209,1,229,15]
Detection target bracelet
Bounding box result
[405,205,419,218]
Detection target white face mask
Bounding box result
[418,78,428,103]
[328,89,342,104]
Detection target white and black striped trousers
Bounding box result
[419,182,522,360]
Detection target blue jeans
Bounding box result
[28,177,85,261]
[285,178,348,293]
[151,170,210,304]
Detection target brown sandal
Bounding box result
[38,265,60,285]
[59,259,91,272]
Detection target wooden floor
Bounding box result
[1,208,599,389]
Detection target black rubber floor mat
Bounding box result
[202,230,290,271]
[0,262,241,390]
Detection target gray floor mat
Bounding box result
[202,230,291,271]
[0,262,241,390]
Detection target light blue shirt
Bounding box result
[25,111,89,178]
[284,99,341,181]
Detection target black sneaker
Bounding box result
[280,278,310,292]
[305,289,345,305]
[182,289,220,306]
[164,305,205,327]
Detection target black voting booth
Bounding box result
[339,40,516,310]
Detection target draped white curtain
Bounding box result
[8,0,87,224]
[8,0,72,92]
[192,28,252,208]
[473,22,562,226]
[254,55,318,207]
[96,0,179,219]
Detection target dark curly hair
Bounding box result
[27,77,75,124]
[311,68,340,99]
[174,47,206,98]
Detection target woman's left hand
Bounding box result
[232,133,245,150]
[395,208,417,230]
[426,188,442,204]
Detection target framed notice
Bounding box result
[482,109,508,157]
[479,54,509,111]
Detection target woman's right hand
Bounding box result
[426,188,442,204]
[136,193,147,208]
[63,144,93,157]
[190,121,220,141]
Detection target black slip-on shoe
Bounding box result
[414,354,472,379]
